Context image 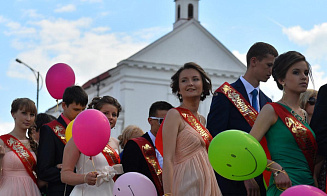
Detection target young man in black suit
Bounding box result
[122,101,173,196]
[37,85,88,196]
[207,42,278,196]
[310,84,327,190]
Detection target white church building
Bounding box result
[46,0,246,138]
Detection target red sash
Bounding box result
[175,107,213,150]
[132,137,164,196]
[216,82,272,185]
[0,134,37,184]
[269,103,317,174]
[216,82,258,126]
[101,144,120,166]
[155,107,213,157]
[47,120,67,145]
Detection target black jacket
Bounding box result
[37,116,74,196]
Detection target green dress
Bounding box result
[265,103,315,196]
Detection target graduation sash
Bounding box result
[175,107,213,150]
[216,82,272,186]
[0,134,37,184]
[47,120,67,145]
[132,137,163,196]
[269,102,317,174]
[102,144,120,166]
[155,107,213,157]
[216,82,258,126]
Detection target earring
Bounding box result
[282,83,286,95]
[177,93,182,100]
[201,93,205,98]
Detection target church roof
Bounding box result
[121,19,246,74]
[82,71,111,90]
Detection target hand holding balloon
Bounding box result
[84,171,98,186]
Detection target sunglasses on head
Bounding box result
[307,97,316,105]
[149,117,164,125]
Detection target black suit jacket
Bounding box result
[310,84,327,156]
[121,132,161,196]
[207,78,271,195]
[37,116,74,196]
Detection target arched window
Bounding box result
[177,5,180,19]
[188,4,193,19]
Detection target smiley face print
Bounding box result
[208,130,267,181]
[113,172,157,196]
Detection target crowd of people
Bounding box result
[0,41,326,196]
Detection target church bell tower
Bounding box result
[173,0,199,29]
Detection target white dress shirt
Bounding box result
[148,131,163,168]
[240,76,261,112]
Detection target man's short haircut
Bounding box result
[148,101,173,117]
[62,85,88,107]
[246,42,278,67]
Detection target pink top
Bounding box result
[0,140,41,196]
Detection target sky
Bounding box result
[1,0,327,135]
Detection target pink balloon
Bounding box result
[281,185,326,196]
[72,109,111,156]
[113,172,157,196]
[45,63,75,99]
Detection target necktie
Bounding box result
[251,89,258,111]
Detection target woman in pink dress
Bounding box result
[162,62,222,196]
[0,98,41,196]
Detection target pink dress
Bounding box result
[0,140,41,196]
[172,120,222,196]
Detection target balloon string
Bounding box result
[55,99,59,112]
[91,157,97,173]
[76,156,90,173]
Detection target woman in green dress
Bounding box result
[250,51,317,196]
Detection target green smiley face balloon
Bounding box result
[208,129,267,181]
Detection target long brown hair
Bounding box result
[11,98,38,153]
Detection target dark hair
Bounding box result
[272,51,313,90]
[35,113,56,133]
[62,85,88,107]
[246,42,278,67]
[171,62,212,102]
[149,101,173,117]
[88,96,122,117]
[11,98,38,153]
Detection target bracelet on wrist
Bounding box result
[273,168,285,177]
[84,174,87,183]
[266,161,275,171]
